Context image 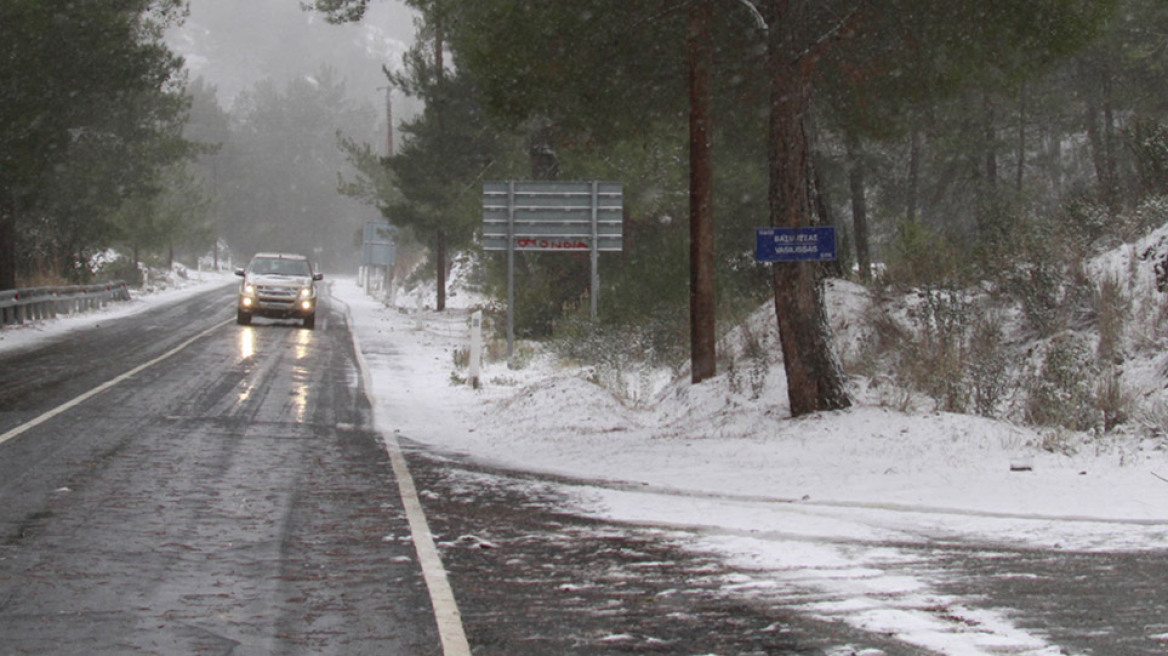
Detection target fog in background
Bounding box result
[168,0,420,126]
[165,0,420,271]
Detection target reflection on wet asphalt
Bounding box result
[0,288,440,654]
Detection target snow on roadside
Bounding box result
[0,270,234,354]
[337,276,1168,540]
[336,274,1168,656]
[8,266,1167,655]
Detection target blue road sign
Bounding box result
[755,227,837,262]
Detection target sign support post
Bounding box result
[590,181,600,322]
[483,181,624,366]
[506,181,516,362]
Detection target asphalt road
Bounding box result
[4,283,1168,655]
[0,284,441,655]
[0,284,903,655]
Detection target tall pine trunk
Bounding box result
[1080,58,1119,212]
[436,229,446,311]
[845,131,870,282]
[1016,83,1027,192]
[0,194,15,291]
[907,117,921,224]
[433,5,447,311]
[689,0,716,384]
[765,0,850,417]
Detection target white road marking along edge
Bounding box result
[343,301,472,656]
[3,303,474,653]
[0,319,233,448]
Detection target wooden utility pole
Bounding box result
[434,6,447,311]
[0,198,15,291]
[385,85,394,158]
[689,0,717,384]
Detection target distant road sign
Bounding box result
[755,227,837,262]
[362,220,396,267]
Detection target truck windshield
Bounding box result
[251,258,311,276]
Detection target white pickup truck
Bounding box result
[234,252,323,329]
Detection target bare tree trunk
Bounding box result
[765,0,850,417]
[846,131,870,282]
[689,0,716,384]
[811,161,844,278]
[434,5,447,312]
[1016,83,1026,192]
[1080,58,1119,212]
[529,119,559,180]
[1102,73,1119,210]
[984,93,997,187]
[436,229,446,311]
[907,117,921,223]
[0,194,15,291]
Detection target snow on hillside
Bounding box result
[340,228,1168,655]
[1088,220,1168,419]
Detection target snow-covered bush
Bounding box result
[549,311,684,406]
[966,310,1011,418]
[903,286,971,413]
[1023,332,1099,432]
[1094,272,1129,364]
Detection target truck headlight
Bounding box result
[299,287,313,299]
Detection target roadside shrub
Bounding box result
[1096,368,1131,432]
[1006,258,1068,337]
[994,212,1090,338]
[847,297,910,379]
[1125,117,1168,201]
[1134,396,1168,437]
[902,285,971,413]
[1095,272,1129,364]
[1024,333,1099,431]
[96,253,143,286]
[882,218,963,289]
[452,347,469,368]
[737,320,772,401]
[1131,256,1168,349]
[1037,426,1078,455]
[967,310,1011,418]
[1128,195,1168,239]
[1058,196,1111,249]
[550,308,686,405]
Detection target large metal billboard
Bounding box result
[482,181,623,252]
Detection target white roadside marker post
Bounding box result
[469,310,483,389]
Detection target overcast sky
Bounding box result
[166,0,420,127]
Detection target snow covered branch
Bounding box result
[730,0,768,31]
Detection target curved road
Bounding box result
[0,284,441,654]
[4,282,1167,655]
[0,283,907,655]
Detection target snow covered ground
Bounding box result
[0,268,236,353]
[7,263,1168,654]
[336,270,1168,656]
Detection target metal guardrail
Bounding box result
[0,281,132,327]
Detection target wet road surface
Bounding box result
[0,285,440,654]
[3,283,1168,655]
